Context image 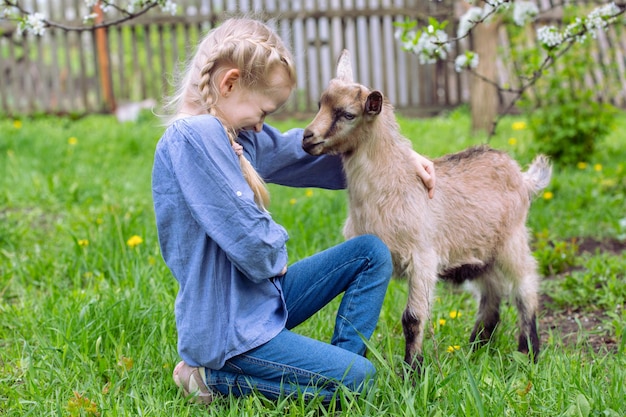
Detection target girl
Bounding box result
[152,17,435,405]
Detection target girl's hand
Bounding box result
[411,151,436,198]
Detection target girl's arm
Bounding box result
[244,123,436,197]
[239,125,346,190]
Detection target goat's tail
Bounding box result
[523,154,552,198]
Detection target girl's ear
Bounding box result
[219,68,240,96]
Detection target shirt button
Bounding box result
[236,191,242,197]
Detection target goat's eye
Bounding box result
[343,112,356,120]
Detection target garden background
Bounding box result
[2,0,626,117]
[1,0,626,416]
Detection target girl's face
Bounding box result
[216,67,292,133]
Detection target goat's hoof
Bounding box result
[403,354,424,376]
[517,347,540,364]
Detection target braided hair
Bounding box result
[163,18,296,210]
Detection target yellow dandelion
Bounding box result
[449,310,462,319]
[439,318,447,326]
[13,120,22,129]
[96,218,104,225]
[78,239,89,247]
[305,189,314,197]
[512,121,526,130]
[594,164,602,172]
[68,136,78,145]
[543,191,553,200]
[508,137,517,146]
[577,162,588,170]
[126,235,143,248]
[289,198,297,205]
[446,345,461,353]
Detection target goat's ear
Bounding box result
[336,49,354,83]
[364,91,383,116]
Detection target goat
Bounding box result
[302,50,552,369]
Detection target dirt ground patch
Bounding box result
[539,237,626,353]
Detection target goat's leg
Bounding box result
[500,232,541,360]
[469,272,503,347]
[402,261,438,370]
[513,269,540,360]
[401,308,424,369]
[514,292,539,359]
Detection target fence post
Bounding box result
[94,1,116,112]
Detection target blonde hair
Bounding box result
[163,18,296,210]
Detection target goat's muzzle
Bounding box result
[302,129,324,155]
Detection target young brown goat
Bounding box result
[302,50,552,369]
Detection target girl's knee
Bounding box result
[355,234,392,276]
[343,356,377,392]
[352,235,391,264]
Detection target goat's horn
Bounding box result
[336,49,354,83]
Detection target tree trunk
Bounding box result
[470,20,500,134]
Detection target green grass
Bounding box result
[1,109,625,416]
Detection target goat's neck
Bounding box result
[343,111,406,174]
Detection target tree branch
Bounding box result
[1,0,160,32]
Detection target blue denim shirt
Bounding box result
[152,115,345,369]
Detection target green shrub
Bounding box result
[521,43,617,166]
[526,81,616,167]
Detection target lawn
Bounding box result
[1,109,625,416]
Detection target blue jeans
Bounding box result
[206,234,393,402]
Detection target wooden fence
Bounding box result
[1,0,625,118]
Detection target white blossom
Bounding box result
[1,5,18,18]
[394,28,403,41]
[20,12,47,36]
[458,7,483,38]
[160,1,177,15]
[397,29,419,52]
[454,52,479,72]
[482,0,510,20]
[83,0,98,7]
[564,17,592,42]
[537,25,563,48]
[513,1,539,26]
[413,27,451,64]
[586,2,620,31]
[83,13,98,24]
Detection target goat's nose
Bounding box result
[303,129,313,140]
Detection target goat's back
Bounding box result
[344,144,533,274]
[431,145,530,254]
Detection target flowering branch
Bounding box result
[0,0,177,36]
[395,0,626,136]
